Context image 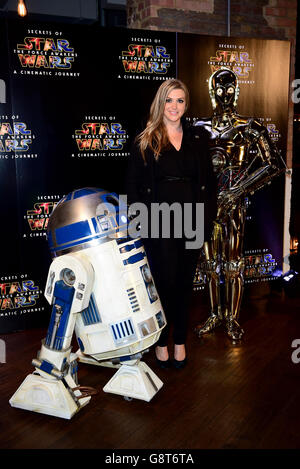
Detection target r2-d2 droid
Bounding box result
[10,188,166,419]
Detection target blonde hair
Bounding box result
[137,79,189,161]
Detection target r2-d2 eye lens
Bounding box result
[61,268,76,286]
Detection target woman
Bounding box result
[126,79,217,369]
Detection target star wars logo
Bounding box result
[73,118,128,156]
[0,279,40,313]
[244,252,277,278]
[24,201,58,237]
[209,48,254,79]
[15,37,75,70]
[120,44,171,75]
[0,120,34,155]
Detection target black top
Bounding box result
[154,132,196,206]
[125,122,217,241]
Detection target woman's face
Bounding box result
[163,88,186,126]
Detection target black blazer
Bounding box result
[125,122,217,242]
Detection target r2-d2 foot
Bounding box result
[103,358,163,402]
[9,343,92,419]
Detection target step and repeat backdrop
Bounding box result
[0,18,290,333]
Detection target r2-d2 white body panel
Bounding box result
[73,244,164,359]
[10,188,166,419]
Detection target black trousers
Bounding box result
[144,237,199,346]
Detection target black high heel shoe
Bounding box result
[173,357,187,369]
[156,358,171,369]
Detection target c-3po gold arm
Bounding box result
[217,124,286,216]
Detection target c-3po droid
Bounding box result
[10,188,166,419]
[194,67,286,342]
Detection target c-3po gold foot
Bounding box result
[225,318,244,341]
[194,314,223,337]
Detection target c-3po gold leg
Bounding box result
[223,211,245,342]
[195,239,223,337]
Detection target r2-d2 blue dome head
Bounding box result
[47,188,128,258]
